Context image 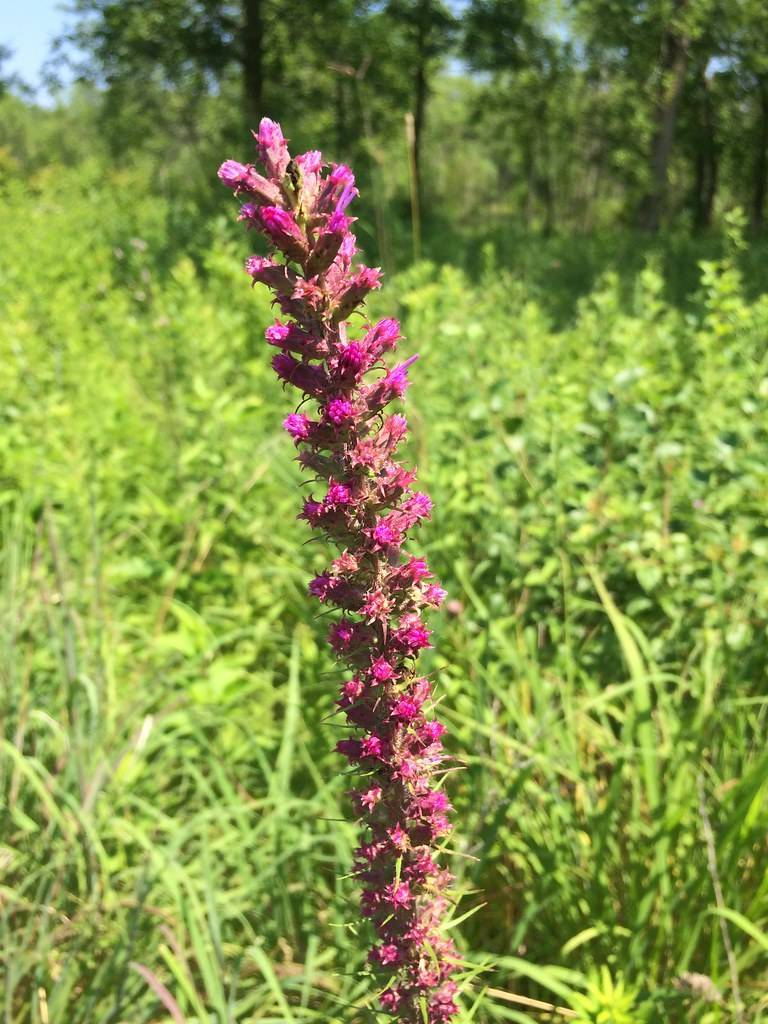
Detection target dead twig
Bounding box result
[485,985,578,1018]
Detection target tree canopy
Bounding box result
[4,0,768,236]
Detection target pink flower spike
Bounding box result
[220,117,457,1022]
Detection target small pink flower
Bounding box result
[325,397,355,424]
[359,786,382,811]
[408,491,432,514]
[420,790,450,814]
[265,321,290,343]
[421,720,446,744]
[296,149,322,174]
[244,257,295,297]
[371,657,396,682]
[361,589,393,622]
[218,159,249,187]
[365,318,400,354]
[299,499,323,525]
[396,614,432,651]
[394,757,419,781]
[255,117,290,179]
[329,164,355,187]
[380,988,402,1012]
[333,266,383,320]
[372,521,402,548]
[361,735,383,758]
[329,619,355,652]
[357,841,384,863]
[403,557,431,581]
[283,413,311,439]
[376,944,401,965]
[383,355,418,398]
[342,677,364,700]
[271,353,327,395]
[392,697,420,721]
[258,206,308,261]
[388,823,409,851]
[308,574,337,601]
[384,881,412,908]
[333,551,358,573]
[336,341,367,377]
[325,482,352,505]
[424,584,448,606]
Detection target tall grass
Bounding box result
[1,167,767,1022]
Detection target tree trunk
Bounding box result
[637,18,689,232]
[242,0,263,127]
[496,153,512,192]
[412,0,430,214]
[692,145,717,231]
[692,68,718,231]
[536,94,554,235]
[751,76,768,233]
[335,75,347,158]
[522,136,535,228]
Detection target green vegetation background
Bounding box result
[2,0,768,1012]
[1,158,767,1022]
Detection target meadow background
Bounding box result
[1,1,768,1022]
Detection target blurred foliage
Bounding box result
[570,968,643,1024]
[1,164,767,1022]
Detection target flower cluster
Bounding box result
[219,119,458,1023]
